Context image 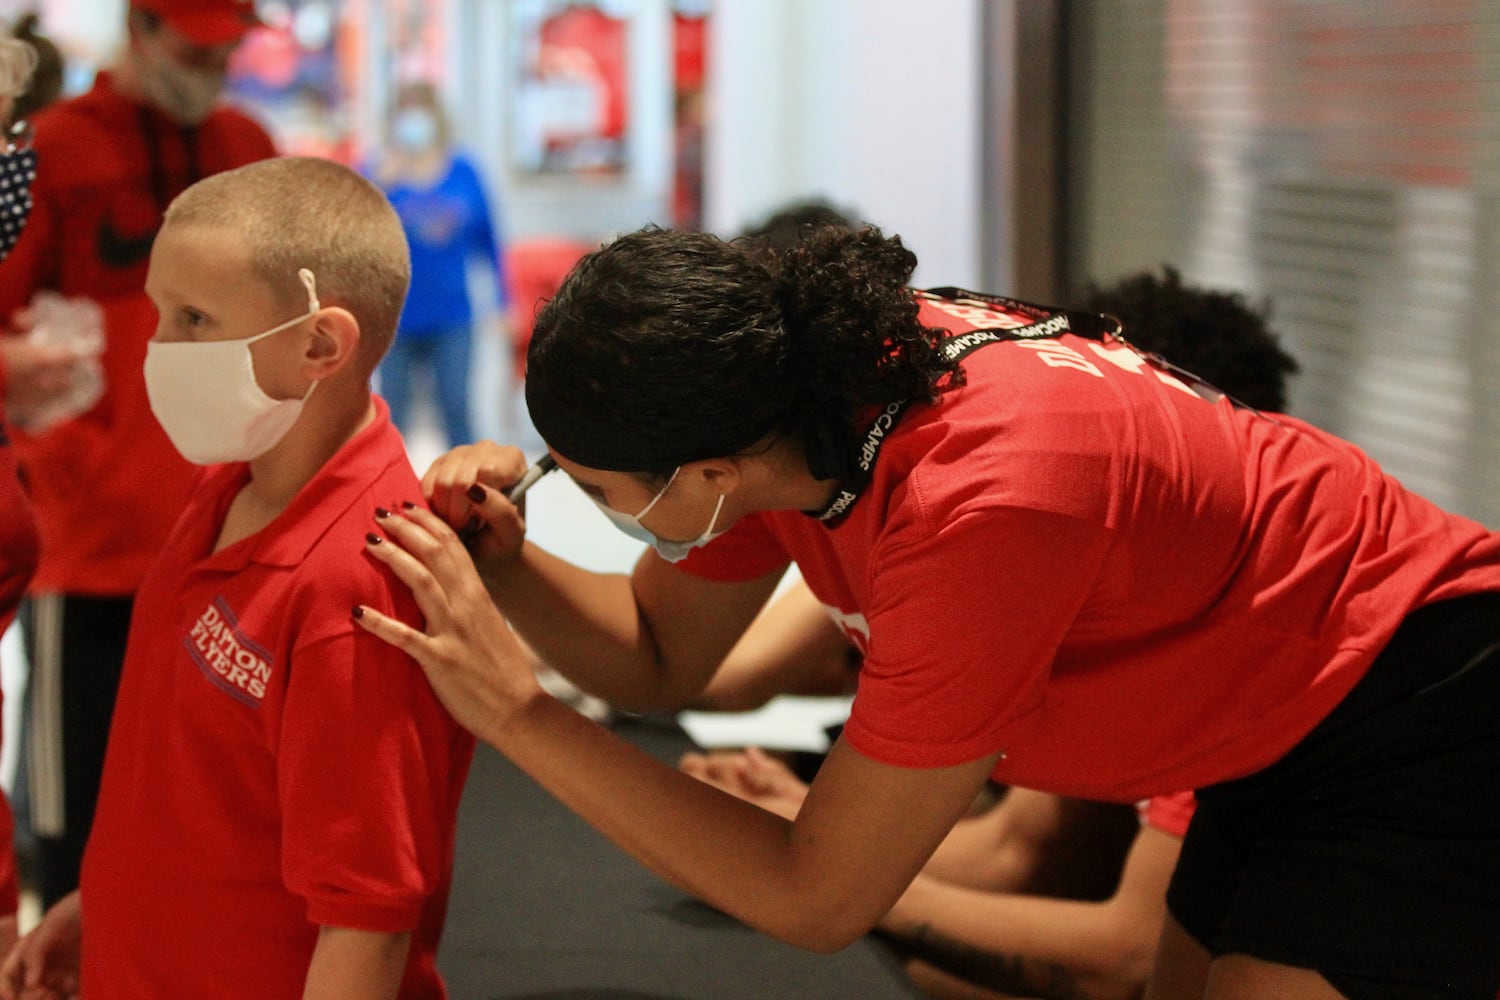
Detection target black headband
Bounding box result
[524,372,787,473]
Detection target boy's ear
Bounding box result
[303,307,361,380]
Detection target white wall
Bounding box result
[13,0,988,288]
[706,0,984,287]
[17,0,122,62]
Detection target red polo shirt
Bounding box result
[81,400,474,998]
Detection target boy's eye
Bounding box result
[179,308,208,327]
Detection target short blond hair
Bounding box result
[164,156,410,368]
[0,36,38,101]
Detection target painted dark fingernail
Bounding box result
[365,532,382,545]
[375,506,392,519]
[351,605,364,620]
[461,515,480,536]
[402,501,418,510]
[467,484,486,503]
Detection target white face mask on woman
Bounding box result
[391,108,439,152]
[586,466,728,563]
[144,268,321,465]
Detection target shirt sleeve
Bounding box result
[1137,791,1196,837]
[842,506,1112,769]
[277,624,473,932]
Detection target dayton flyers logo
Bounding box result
[185,598,274,707]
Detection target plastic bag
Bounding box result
[19,291,106,431]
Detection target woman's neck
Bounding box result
[745,437,843,515]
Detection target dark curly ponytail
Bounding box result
[773,225,962,478]
[524,225,962,481]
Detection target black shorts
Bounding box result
[1166,591,1500,1000]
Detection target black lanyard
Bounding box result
[810,286,1273,525]
[812,289,1119,524]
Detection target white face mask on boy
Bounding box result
[144,268,321,465]
[587,466,727,563]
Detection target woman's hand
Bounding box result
[419,442,532,574]
[356,503,544,746]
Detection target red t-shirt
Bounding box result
[680,292,1500,802]
[80,400,475,999]
[0,74,277,595]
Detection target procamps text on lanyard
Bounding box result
[810,286,1241,525]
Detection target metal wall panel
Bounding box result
[1065,0,1500,525]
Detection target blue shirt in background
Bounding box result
[381,153,505,336]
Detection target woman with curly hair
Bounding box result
[355,224,1500,1000]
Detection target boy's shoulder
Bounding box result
[299,453,421,571]
[272,450,424,652]
[261,413,422,591]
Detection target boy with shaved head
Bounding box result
[2,156,475,1000]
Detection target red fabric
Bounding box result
[0,418,40,917]
[1138,792,1196,838]
[679,291,1500,803]
[673,12,708,91]
[132,0,261,46]
[0,422,40,639]
[504,237,592,380]
[81,400,475,999]
[538,5,628,141]
[0,74,276,596]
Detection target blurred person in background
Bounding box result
[370,80,507,451]
[738,197,864,256]
[4,7,66,910]
[0,26,44,957]
[0,0,275,909]
[0,14,71,425]
[7,15,61,122]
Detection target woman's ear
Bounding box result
[690,456,744,497]
[303,307,361,380]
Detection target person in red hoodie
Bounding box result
[0,0,275,909]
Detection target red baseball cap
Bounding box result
[132,0,262,47]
